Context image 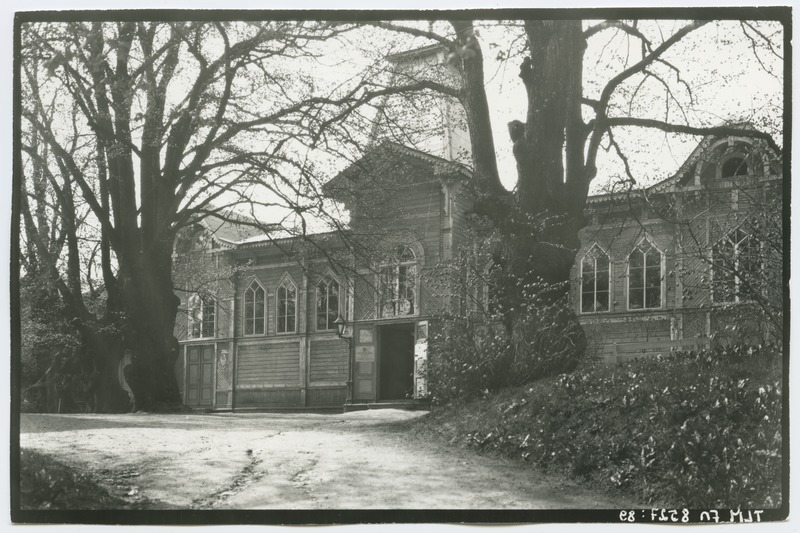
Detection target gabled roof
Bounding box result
[198,212,276,247]
[385,43,446,64]
[323,140,471,194]
[587,126,779,206]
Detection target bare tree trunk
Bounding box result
[118,242,183,411]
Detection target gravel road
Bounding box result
[20,410,627,510]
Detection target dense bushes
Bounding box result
[414,344,783,508]
[428,291,585,403]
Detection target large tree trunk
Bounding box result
[513,20,586,289]
[458,20,588,365]
[119,242,183,412]
[84,328,130,413]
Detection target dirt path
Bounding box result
[20,411,627,509]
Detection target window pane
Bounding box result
[286,298,295,332]
[645,249,660,269]
[328,288,339,325]
[629,266,644,290]
[722,157,748,178]
[202,301,215,337]
[317,285,328,329]
[255,296,265,334]
[582,273,595,294]
[277,286,287,333]
[582,255,595,275]
[629,287,643,309]
[645,286,661,308]
[596,253,609,272]
[630,249,643,269]
[645,266,661,288]
[596,291,609,312]
[581,288,594,313]
[596,270,609,291]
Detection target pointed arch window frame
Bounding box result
[243,278,267,336]
[711,225,762,304]
[315,271,342,332]
[276,274,298,335]
[580,244,611,314]
[626,238,666,311]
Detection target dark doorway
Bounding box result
[378,323,415,400]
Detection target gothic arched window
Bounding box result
[277,277,297,334]
[580,245,610,313]
[628,240,663,310]
[712,227,760,304]
[316,277,340,331]
[243,280,266,335]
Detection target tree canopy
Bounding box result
[15,13,786,411]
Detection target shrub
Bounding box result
[20,449,134,510]
[427,314,510,403]
[414,344,783,508]
[428,278,586,403]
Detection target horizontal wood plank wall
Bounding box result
[583,319,671,357]
[237,341,300,387]
[306,387,347,407]
[235,388,302,407]
[309,339,348,383]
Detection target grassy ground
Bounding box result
[19,449,141,510]
[407,345,783,508]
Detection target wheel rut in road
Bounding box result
[21,411,636,510]
[190,449,266,510]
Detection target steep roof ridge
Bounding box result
[198,210,278,247]
[588,122,766,204]
[325,139,472,192]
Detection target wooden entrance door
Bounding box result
[186,345,214,407]
[378,323,415,400]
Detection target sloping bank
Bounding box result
[407,345,783,508]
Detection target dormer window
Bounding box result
[697,139,762,187]
[721,156,749,178]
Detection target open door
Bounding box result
[378,323,415,400]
